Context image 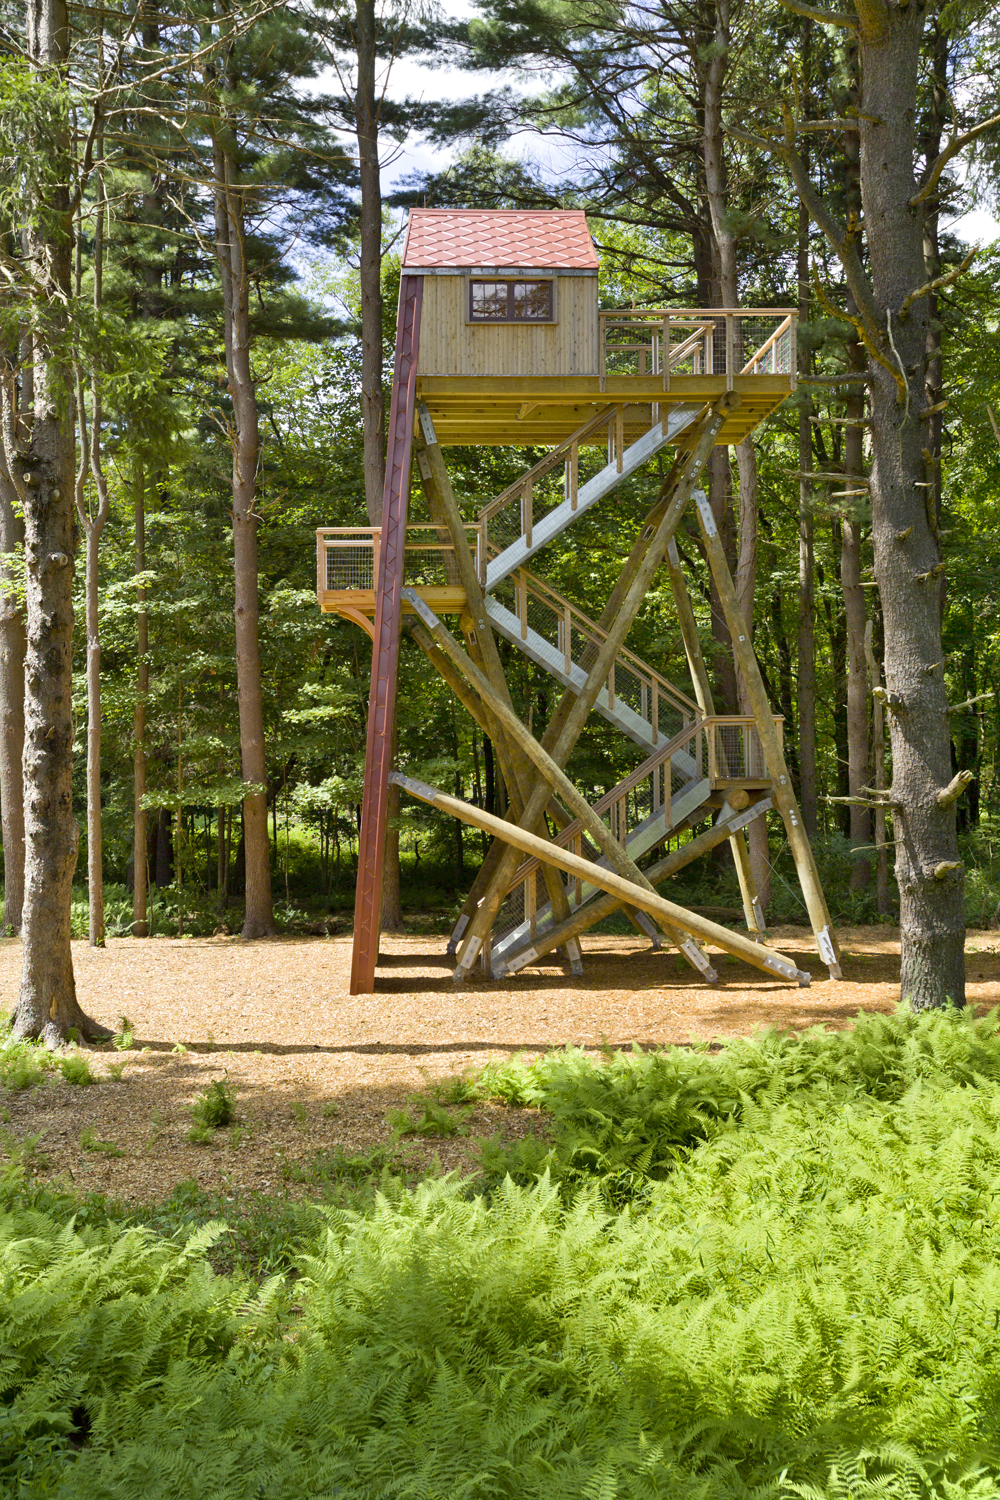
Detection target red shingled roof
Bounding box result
[401,209,599,270]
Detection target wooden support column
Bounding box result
[452,393,740,982]
[405,593,718,984]
[393,771,810,986]
[501,797,772,972]
[415,406,583,973]
[665,537,766,937]
[692,488,841,975]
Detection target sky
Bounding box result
[362,0,999,247]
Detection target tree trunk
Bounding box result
[701,7,769,904]
[133,465,148,935]
[13,0,108,1042]
[211,132,274,938]
[355,0,385,525]
[857,1,964,1004]
[0,357,26,935]
[84,521,104,945]
[842,333,872,889]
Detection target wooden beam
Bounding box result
[692,488,841,976]
[451,393,741,982]
[392,772,810,986]
[499,797,772,972]
[415,407,583,973]
[405,596,719,984]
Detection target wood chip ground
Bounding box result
[2,927,998,1204]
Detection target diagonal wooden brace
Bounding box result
[452,393,742,983]
[414,407,583,973]
[404,591,718,984]
[692,488,841,977]
[499,797,773,974]
[392,771,810,986]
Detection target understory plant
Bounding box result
[2,1009,1000,1495]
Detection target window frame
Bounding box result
[466,277,557,325]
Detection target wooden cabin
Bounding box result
[402,208,796,448]
[405,208,601,379]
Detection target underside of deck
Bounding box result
[416,374,792,446]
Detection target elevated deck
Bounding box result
[419,308,795,446]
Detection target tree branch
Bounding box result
[899,246,976,317]
[936,769,974,807]
[913,111,1000,206]
[775,0,856,26]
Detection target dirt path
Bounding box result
[2,927,998,1203]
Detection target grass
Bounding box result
[5,1008,1000,1494]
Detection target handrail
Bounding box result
[507,563,699,721]
[504,719,704,888]
[478,404,617,524]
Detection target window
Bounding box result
[469,279,554,322]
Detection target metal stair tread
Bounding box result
[491,775,712,960]
[484,403,702,590]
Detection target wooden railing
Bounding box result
[317,524,483,602]
[598,308,797,390]
[497,564,699,738]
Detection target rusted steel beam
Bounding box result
[350,275,424,996]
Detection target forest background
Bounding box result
[1,0,999,965]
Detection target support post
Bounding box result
[405,594,717,983]
[451,394,740,982]
[693,487,841,975]
[501,797,772,971]
[393,771,809,986]
[350,274,423,995]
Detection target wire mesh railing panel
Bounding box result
[598,309,796,383]
[713,722,767,779]
[325,543,374,592]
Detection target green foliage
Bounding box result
[80,1127,125,1158]
[477,1005,1000,1201]
[58,1055,96,1087]
[188,1078,237,1136]
[8,1012,1000,1493]
[387,1097,473,1138]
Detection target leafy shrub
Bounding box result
[387,1098,472,1138]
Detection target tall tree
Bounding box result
[730,0,1000,1004]
[8,0,108,1040]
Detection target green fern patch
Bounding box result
[3,1009,1000,1495]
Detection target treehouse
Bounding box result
[316,207,841,999]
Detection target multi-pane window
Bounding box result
[469,279,554,322]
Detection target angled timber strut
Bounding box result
[320,208,841,996]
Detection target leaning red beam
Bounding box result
[350,275,424,995]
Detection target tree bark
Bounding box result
[210,128,274,938]
[842,333,872,889]
[856,0,964,1003]
[0,347,26,935]
[13,0,108,1041]
[355,0,385,525]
